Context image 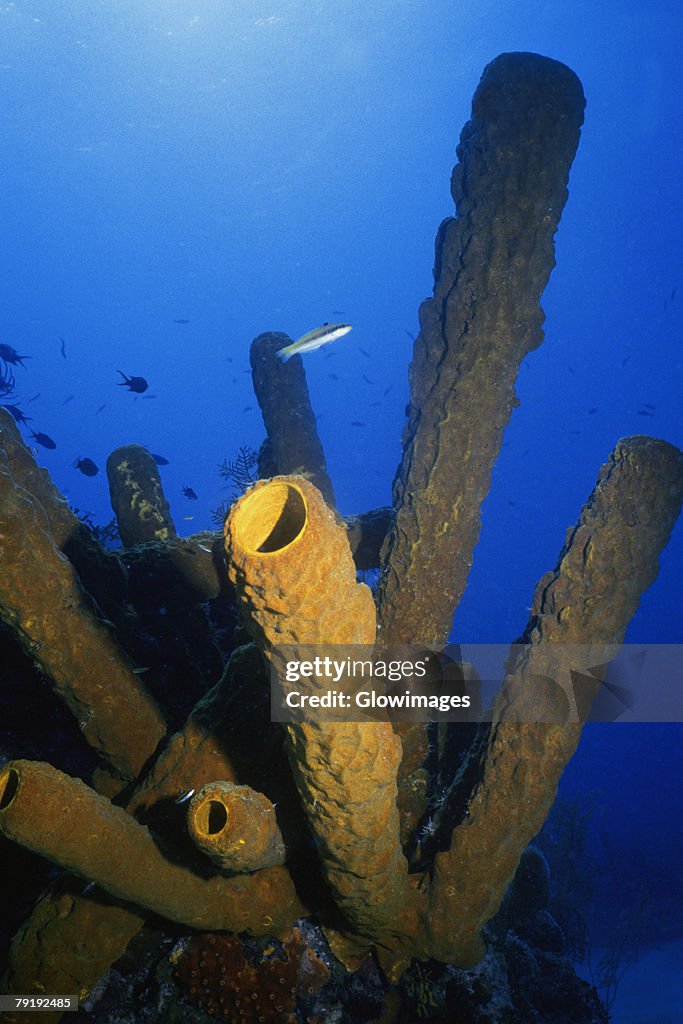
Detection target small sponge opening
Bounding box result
[0,767,19,810]
[206,800,228,835]
[192,796,229,838]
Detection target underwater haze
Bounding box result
[1,1,682,1021]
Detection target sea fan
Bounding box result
[212,445,260,527]
[210,498,231,528]
[218,446,259,496]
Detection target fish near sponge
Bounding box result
[250,334,336,506]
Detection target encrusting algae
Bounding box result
[1,52,682,1023]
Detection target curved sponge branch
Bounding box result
[0,760,303,936]
[427,435,683,966]
[0,434,166,785]
[2,646,256,1012]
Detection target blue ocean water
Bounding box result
[1,2,681,1018]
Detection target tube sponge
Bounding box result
[377,53,586,648]
[224,477,417,945]
[187,781,286,872]
[0,440,167,786]
[0,760,303,936]
[224,476,375,647]
[1,647,259,1012]
[250,333,336,507]
[428,435,683,966]
[106,444,176,546]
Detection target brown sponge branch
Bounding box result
[427,435,683,965]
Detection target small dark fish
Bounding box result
[370,401,381,407]
[117,371,149,394]
[351,420,366,427]
[2,404,32,425]
[620,356,630,368]
[331,310,346,315]
[95,403,107,415]
[141,394,157,399]
[182,486,198,500]
[405,330,416,341]
[75,457,98,477]
[644,403,656,410]
[672,287,677,301]
[383,386,393,397]
[362,374,374,384]
[588,407,598,415]
[0,343,30,366]
[508,501,517,507]
[329,373,339,380]
[570,430,581,435]
[173,319,190,324]
[359,348,371,359]
[62,394,74,405]
[242,405,253,413]
[152,453,169,466]
[637,410,654,417]
[30,431,56,449]
[60,337,67,359]
[29,393,41,401]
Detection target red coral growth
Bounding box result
[175,928,329,1022]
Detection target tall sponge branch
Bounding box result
[224,477,419,948]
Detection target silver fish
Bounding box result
[276,322,352,362]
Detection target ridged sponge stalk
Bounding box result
[224,477,419,947]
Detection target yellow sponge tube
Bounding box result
[224,476,375,647]
[224,477,417,944]
[187,781,285,872]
